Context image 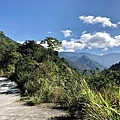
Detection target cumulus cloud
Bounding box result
[61,30,72,38]
[80,32,116,49]
[82,32,120,48]
[61,39,86,52]
[61,32,120,52]
[79,15,117,28]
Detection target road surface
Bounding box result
[0,77,68,120]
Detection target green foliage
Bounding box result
[1,31,119,119]
[66,78,120,120]
[0,69,4,77]
[0,33,19,76]
[9,40,82,104]
[0,31,5,36]
[110,62,120,71]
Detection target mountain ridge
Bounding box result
[59,52,120,71]
[76,55,106,71]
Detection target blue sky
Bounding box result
[0,0,120,54]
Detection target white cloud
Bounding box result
[59,48,75,52]
[100,54,104,56]
[82,31,87,34]
[70,38,79,41]
[79,15,117,28]
[48,31,52,34]
[61,32,120,52]
[80,32,120,49]
[61,30,72,38]
[102,47,108,51]
[61,39,86,51]
[117,22,120,25]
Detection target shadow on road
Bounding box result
[0,77,19,95]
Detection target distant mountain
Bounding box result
[86,53,120,68]
[64,58,90,72]
[59,52,120,71]
[76,55,106,71]
[59,53,106,71]
[59,52,90,63]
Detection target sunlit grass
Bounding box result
[68,79,120,119]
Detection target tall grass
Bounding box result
[67,79,120,120]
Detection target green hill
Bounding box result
[0,31,19,76]
[0,35,82,104]
[0,31,18,45]
[0,31,18,55]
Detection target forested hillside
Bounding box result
[0,31,119,120]
[110,62,120,71]
[0,31,19,76]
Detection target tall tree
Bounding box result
[40,37,62,51]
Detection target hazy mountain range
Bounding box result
[59,52,120,71]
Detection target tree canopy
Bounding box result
[40,37,62,50]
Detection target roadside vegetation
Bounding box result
[0,31,120,119]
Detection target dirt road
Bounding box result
[0,77,68,120]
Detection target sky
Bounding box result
[0,0,120,54]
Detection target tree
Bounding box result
[0,35,18,76]
[40,37,62,51]
[18,40,48,62]
[0,31,5,36]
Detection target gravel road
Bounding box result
[0,77,68,120]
